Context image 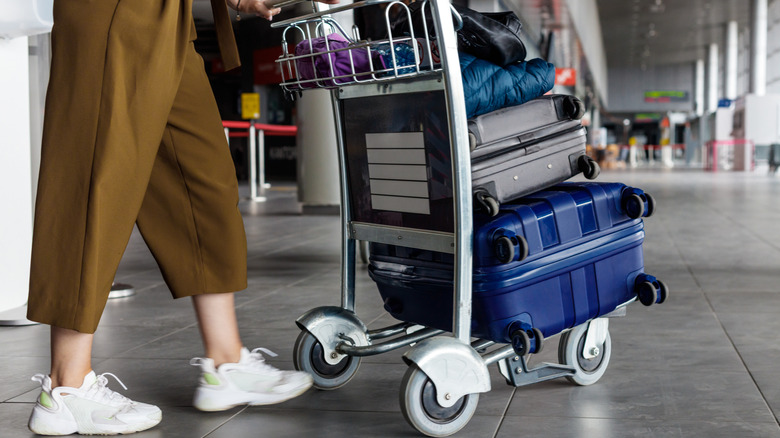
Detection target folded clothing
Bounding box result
[460,53,555,118]
[295,33,383,86]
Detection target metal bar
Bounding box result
[482,345,516,366]
[330,89,355,312]
[257,128,268,199]
[337,328,443,356]
[249,123,258,200]
[367,322,416,340]
[350,222,454,254]
[471,339,495,352]
[429,0,473,344]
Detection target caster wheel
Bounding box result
[400,365,479,437]
[645,193,656,217]
[578,156,600,179]
[511,329,530,357]
[657,280,669,304]
[623,193,646,219]
[530,327,544,354]
[494,235,529,264]
[637,281,658,306]
[475,191,500,217]
[558,323,612,386]
[293,331,360,390]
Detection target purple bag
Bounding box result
[294,33,382,86]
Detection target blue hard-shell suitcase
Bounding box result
[368,181,666,347]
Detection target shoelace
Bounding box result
[246,348,283,375]
[86,373,131,406]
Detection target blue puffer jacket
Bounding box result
[460,53,556,118]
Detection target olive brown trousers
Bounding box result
[26,0,248,333]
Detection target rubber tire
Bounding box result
[637,281,658,306]
[645,193,656,217]
[531,327,544,354]
[399,365,479,437]
[494,236,515,264]
[586,158,601,179]
[511,329,530,357]
[558,323,612,386]
[293,331,361,390]
[657,280,669,304]
[516,235,529,262]
[483,196,500,217]
[623,193,645,219]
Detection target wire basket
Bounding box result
[274,0,460,91]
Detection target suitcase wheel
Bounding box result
[635,274,669,306]
[509,326,543,357]
[475,190,500,216]
[562,95,586,120]
[578,155,601,180]
[645,193,656,217]
[622,193,646,219]
[494,234,529,264]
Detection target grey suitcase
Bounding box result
[469,95,599,215]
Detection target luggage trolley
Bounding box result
[271,2,662,436]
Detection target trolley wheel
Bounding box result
[622,193,645,219]
[657,280,669,304]
[293,330,360,390]
[637,281,658,306]
[645,193,656,217]
[399,364,479,437]
[558,323,612,386]
[494,235,528,264]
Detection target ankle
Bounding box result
[208,347,243,368]
[50,369,92,389]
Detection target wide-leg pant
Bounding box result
[27,0,248,334]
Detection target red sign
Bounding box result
[254,46,284,85]
[555,68,576,86]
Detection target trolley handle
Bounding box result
[264,0,310,8]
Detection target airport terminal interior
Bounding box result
[2,0,780,437]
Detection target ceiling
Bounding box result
[596,0,752,68]
[194,0,754,69]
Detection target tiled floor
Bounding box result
[3,168,780,437]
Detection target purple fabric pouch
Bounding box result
[294,33,382,86]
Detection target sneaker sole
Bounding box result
[193,381,313,412]
[29,407,162,436]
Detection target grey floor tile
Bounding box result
[0,402,37,438]
[0,356,51,402]
[207,409,502,438]
[495,416,780,438]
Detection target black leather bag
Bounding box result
[391,2,527,67]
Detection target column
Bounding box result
[695,59,705,116]
[725,21,738,100]
[708,43,719,113]
[750,0,767,95]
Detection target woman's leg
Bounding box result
[191,293,243,367]
[49,326,93,388]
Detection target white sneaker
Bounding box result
[28,371,162,436]
[190,347,313,411]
